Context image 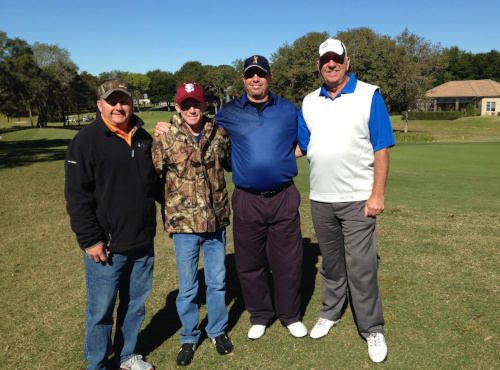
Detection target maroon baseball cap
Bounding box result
[176,82,205,104]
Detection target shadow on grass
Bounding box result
[300,238,320,317]
[138,253,246,356]
[0,138,71,169]
[138,238,320,356]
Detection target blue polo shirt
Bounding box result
[215,92,299,191]
[298,74,395,152]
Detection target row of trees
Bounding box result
[271,28,499,113]
[1,28,499,125]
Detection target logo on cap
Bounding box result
[243,55,270,74]
[176,82,205,104]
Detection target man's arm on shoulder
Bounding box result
[151,134,169,173]
[364,147,390,217]
[219,127,232,172]
[154,121,171,137]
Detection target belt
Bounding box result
[236,180,294,198]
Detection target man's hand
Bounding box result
[85,242,109,263]
[364,147,390,217]
[154,121,172,137]
[295,145,306,158]
[364,194,385,217]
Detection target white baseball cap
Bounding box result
[318,39,347,58]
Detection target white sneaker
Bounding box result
[310,317,340,339]
[120,354,154,370]
[367,333,388,363]
[287,321,308,338]
[248,324,266,340]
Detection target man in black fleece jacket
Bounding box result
[65,79,156,370]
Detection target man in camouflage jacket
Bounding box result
[152,82,233,366]
[152,114,231,234]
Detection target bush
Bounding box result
[401,110,466,120]
[465,104,479,116]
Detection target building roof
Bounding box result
[426,79,500,98]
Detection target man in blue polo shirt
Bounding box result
[296,39,395,363]
[215,55,306,340]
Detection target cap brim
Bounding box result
[100,89,132,99]
[244,65,269,73]
[176,96,205,104]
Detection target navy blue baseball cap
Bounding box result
[244,55,271,74]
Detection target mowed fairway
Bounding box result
[0,114,498,369]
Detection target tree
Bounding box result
[146,69,176,108]
[270,31,329,106]
[174,61,205,87]
[79,71,99,111]
[230,58,245,96]
[387,29,448,115]
[201,65,238,112]
[0,32,41,126]
[98,70,130,81]
[472,50,500,81]
[31,42,80,127]
[123,73,150,112]
[435,47,500,85]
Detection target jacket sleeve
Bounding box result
[64,135,105,250]
[219,127,232,173]
[151,135,167,173]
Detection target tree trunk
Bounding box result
[404,111,409,133]
[29,106,34,127]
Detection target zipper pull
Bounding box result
[132,149,135,157]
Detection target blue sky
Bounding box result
[1,0,498,76]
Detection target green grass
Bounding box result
[0,115,499,369]
[391,114,500,142]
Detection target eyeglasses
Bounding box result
[244,69,268,79]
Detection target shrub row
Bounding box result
[401,104,479,120]
[401,111,466,120]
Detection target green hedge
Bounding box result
[401,111,466,120]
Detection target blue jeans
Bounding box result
[172,228,228,344]
[83,241,154,370]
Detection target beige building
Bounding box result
[423,79,500,116]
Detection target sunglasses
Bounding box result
[178,102,205,111]
[320,54,345,65]
[244,69,268,79]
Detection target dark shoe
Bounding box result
[211,333,233,355]
[177,343,196,366]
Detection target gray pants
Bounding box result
[311,200,384,338]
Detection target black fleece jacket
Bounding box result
[65,112,157,253]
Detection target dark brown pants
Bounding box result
[232,184,303,326]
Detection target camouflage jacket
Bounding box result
[152,114,231,233]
